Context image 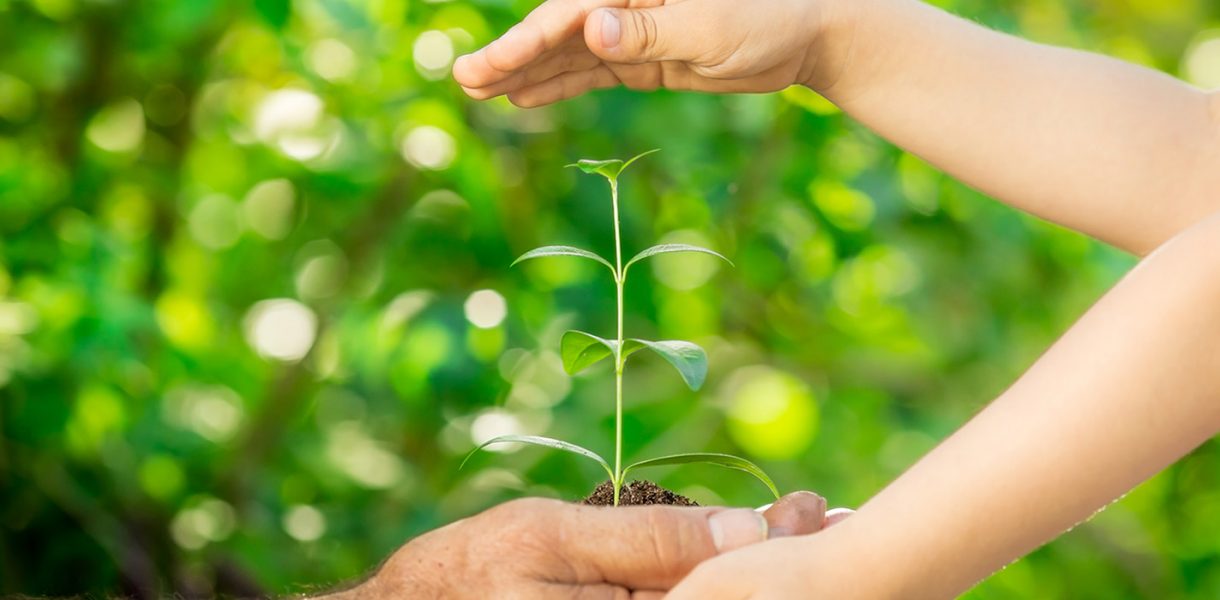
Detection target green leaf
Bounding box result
[512,245,615,275]
[461,434,614,481]
[622,339,708,391]
[623,452,780,499]
[565,149,659,180]
[560,330,620,374]
[624,243,733,275]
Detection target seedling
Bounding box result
[465,150,778,506]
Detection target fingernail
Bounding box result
[824,508,855,528]
[600,10,621,49]
[709,509,768,553]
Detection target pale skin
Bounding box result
[454,0,1220,597]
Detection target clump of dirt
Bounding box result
[581,480,698,506]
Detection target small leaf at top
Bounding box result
[624,243,733,275]
[623,452,780,499]
[560,330,620,375]
[622,339,708,391]
[461,434,614,482]
[512,245,615,275]
[565,149,659,180]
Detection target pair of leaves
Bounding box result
[513,243,731,280]
[561,330,708,391]
[567,148,659,181]
[462,435,780,500]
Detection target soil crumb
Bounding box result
[581,480,698,506]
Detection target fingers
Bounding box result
[454,0,615,91]
[583,3,707,64]
[542,582,666,600]
[507,65,621,108]
[760,491,828,538]
[452,48,510,90]
[556,502,768,591]
[462,42,602,100]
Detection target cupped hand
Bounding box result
[453,0,839,108]
[332,491,833,599]
[665,513,872,600]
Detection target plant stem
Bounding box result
[611,178,625,507]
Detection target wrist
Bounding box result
[798,0,866,92]
[796,514,919,598]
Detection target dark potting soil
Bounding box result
[581,480,699,506]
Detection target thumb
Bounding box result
[584,5,704,64]
[561,504,767,590]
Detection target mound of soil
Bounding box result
[581,480,698,506]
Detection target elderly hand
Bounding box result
[327,491,833,599]
[453,0,856,107]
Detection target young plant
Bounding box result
[465,150,778,506]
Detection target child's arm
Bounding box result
[665,211,1220,598]
[819,0,1220,255]
[455,0,1220,255]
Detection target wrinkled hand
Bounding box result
[453,0,841,107]
[333,492,831,599]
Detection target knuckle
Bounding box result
[623,66,662,91]
[642,507,702,573]
[629,11,660,56]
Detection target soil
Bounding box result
[581,479,699,506]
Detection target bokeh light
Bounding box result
[282,505,327,542]
[400,125,456,170]
[243,299,318,362]
[463,289,507,329]
[722,366,819,460]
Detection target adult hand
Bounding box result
[328,491,832,599]
[453,0,855,107]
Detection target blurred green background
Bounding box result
[2,0,1219,596]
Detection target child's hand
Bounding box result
[662,506,860,599]
[453,0,851,107]
[665,528,889,599]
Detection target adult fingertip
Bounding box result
[762,490,827,536]
[708,508,768,553]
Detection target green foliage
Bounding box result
[624,453,780,499]
[560,330,709,391]
[567,149,660,180]
[1,0,1216,597]
[621,339,708,391]
[464,435,614,483]
[560,329,619,374]
[625,243,733,276]
[512,245,616,274]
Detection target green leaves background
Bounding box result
[1,0,1218,598]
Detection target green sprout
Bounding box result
[464,150,779,506]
